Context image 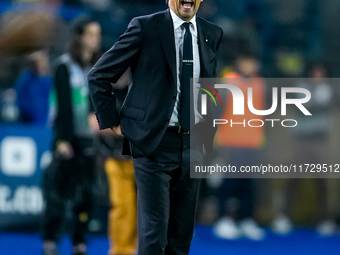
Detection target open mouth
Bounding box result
[181,0,194,9]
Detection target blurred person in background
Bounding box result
[271,61,336,237]
[13,50,53,126]
[41,16,102,255]
[0,9,54,124]
[213,54,266,241]
[88,70,137,255]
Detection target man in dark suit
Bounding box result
[88,1,223,254]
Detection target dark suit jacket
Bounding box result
[88,9,223,156]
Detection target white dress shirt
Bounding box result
[169,9,203,127]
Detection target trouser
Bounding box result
[283,139,330,221]
[217,148,259,220]
[105,158,137,255]
[41,138,95,245]
[132,131,202,255]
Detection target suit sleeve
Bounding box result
[203,26,224,154]
[216,27,223,55]
[88,18,143,130]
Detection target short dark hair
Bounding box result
[70,15,93,36]
[305,60,332,78]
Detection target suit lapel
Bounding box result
[197,18,215,77]
[156,11,215,80]
[157,9,177,84]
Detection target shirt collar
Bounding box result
[169,8,197,32]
